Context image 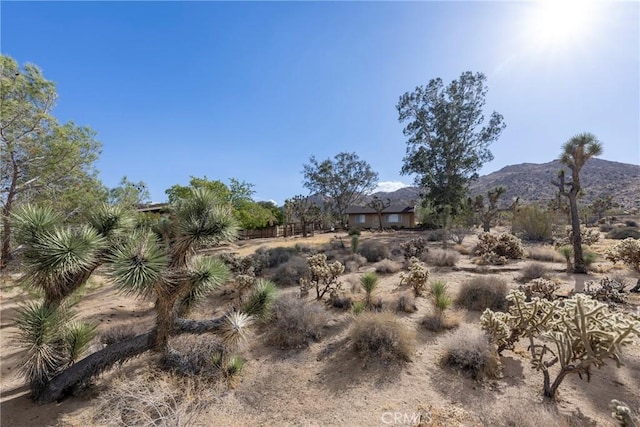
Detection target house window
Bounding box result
[356,214,366,223]
[387,214,401,223]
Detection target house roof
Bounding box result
[345,205,415,215]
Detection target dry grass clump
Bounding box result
[394,291,418,313]
[374,258,402,274]
[90,369,219,427]
[342,253,367,273]
[519,262,550,283]
[256,246,300,268]
[455,276,508,312]
[440,324,500,380]
[527,246,563,263]
[100,323,148,346]
[358,240,391,262]
[425,249,460,267]
[270,256,309,287]
[350,311,416,362]
[480,400,580,427]
[266,295,328,349]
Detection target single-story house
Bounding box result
[345,205,416,229]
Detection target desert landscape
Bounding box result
[2,224,639,427]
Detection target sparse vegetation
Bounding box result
[607,227,640,240]
[267,296,328,349]
[373,259,402,274]
[423,281,457,331]
[528,246,563,263]
[519,262,550,283]
[394,291,417,313]
[270,256,310,287]
[350,312,416,362]
[440,324,500,380]
[606,238,640,272]
[456,276,508,312]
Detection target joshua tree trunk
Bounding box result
[568,192,586,274]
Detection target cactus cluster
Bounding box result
[554,225,600,247]
[606,238,640,273]
[400,237,427,260]
[299,253,344,300]
[400,257,430,297]
[475,232,525,265]
[481,290,640,398]
[518,278,559,301]
[583,277,628,306]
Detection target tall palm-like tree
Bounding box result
[13,188,276,403]
[556,132,603,274]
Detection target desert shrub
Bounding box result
[426,229,444,242]
[400,257,430,297]
[518,278,559,301]
[557,245,574,272]
[456,276,508,312]
[423,281,457,332]
[374,259,401,274]
[341,253,367,273]
[475,232,525,265]
[527,247,563,263]
[348,228,361,236]
[257,246,299,269]
[425,249,460,267]
[360,272,379,307]
[449,227,471,245]
[358,240,391,262]
[599,223,614,232]
[519,262,549,283]
[394,291,417,313]
[482,290,640,399]
[554,225,600,247]
[512,205,554,241]
[91,370,216,427]
[350,312,416,362]
[299,253,344,300]
[607,227,640,240]
[266,296,328,349]
[400,237,427,260]
[605,238,640,272]
[162,335,229,379]
[625,220,639,228]
[100,324,147,346]
[352,300,366,315]
[584,250,597,268]
[270,256,310,287]
[350,234,359,254]
[330,294,353,310]
[440,324,499,380]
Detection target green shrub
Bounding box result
[440,324,499,380]
[512,205,554,241]
[266,296,328,349]
[456,276,508,312]
[350,234,359,254]
[350,312,416,362]
[360,272,379,307]
[607,227,640,240]
[348,228,361,236]
[351,300,366,315]
[270,256,309,287]
[358,240,391,262]
[605,238,640,272]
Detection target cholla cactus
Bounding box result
[300,253,344,300]
[554,225,600,247]
[481,290,640,399]
[518,278,559,301]
[583,277,628,306]
[475,232,525,264]
[606,238,640,273]
[400,237,427,260]
[609,399,638,427]
[400,257,430,296]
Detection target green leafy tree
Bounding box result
[552,132,603,274]
[166,176,276,229]
[108,176,150,208]
[302,152,378,226]
[1,55,103,268]
[12,189,276,403]
[397,71,505,216]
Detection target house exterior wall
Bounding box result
[347,212,416,229]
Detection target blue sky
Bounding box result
[2,1,638,204]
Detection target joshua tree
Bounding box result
[12,188,276,403]
[472,186,506,232]
[366,196,391,231]
[553,133,602,274]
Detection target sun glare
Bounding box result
[525,1,598,52]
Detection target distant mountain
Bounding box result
[365,158,640,209]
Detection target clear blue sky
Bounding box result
[2,1,638,204]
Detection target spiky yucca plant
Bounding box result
[360,272,379,308]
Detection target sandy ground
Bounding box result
[1,229,639,426]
